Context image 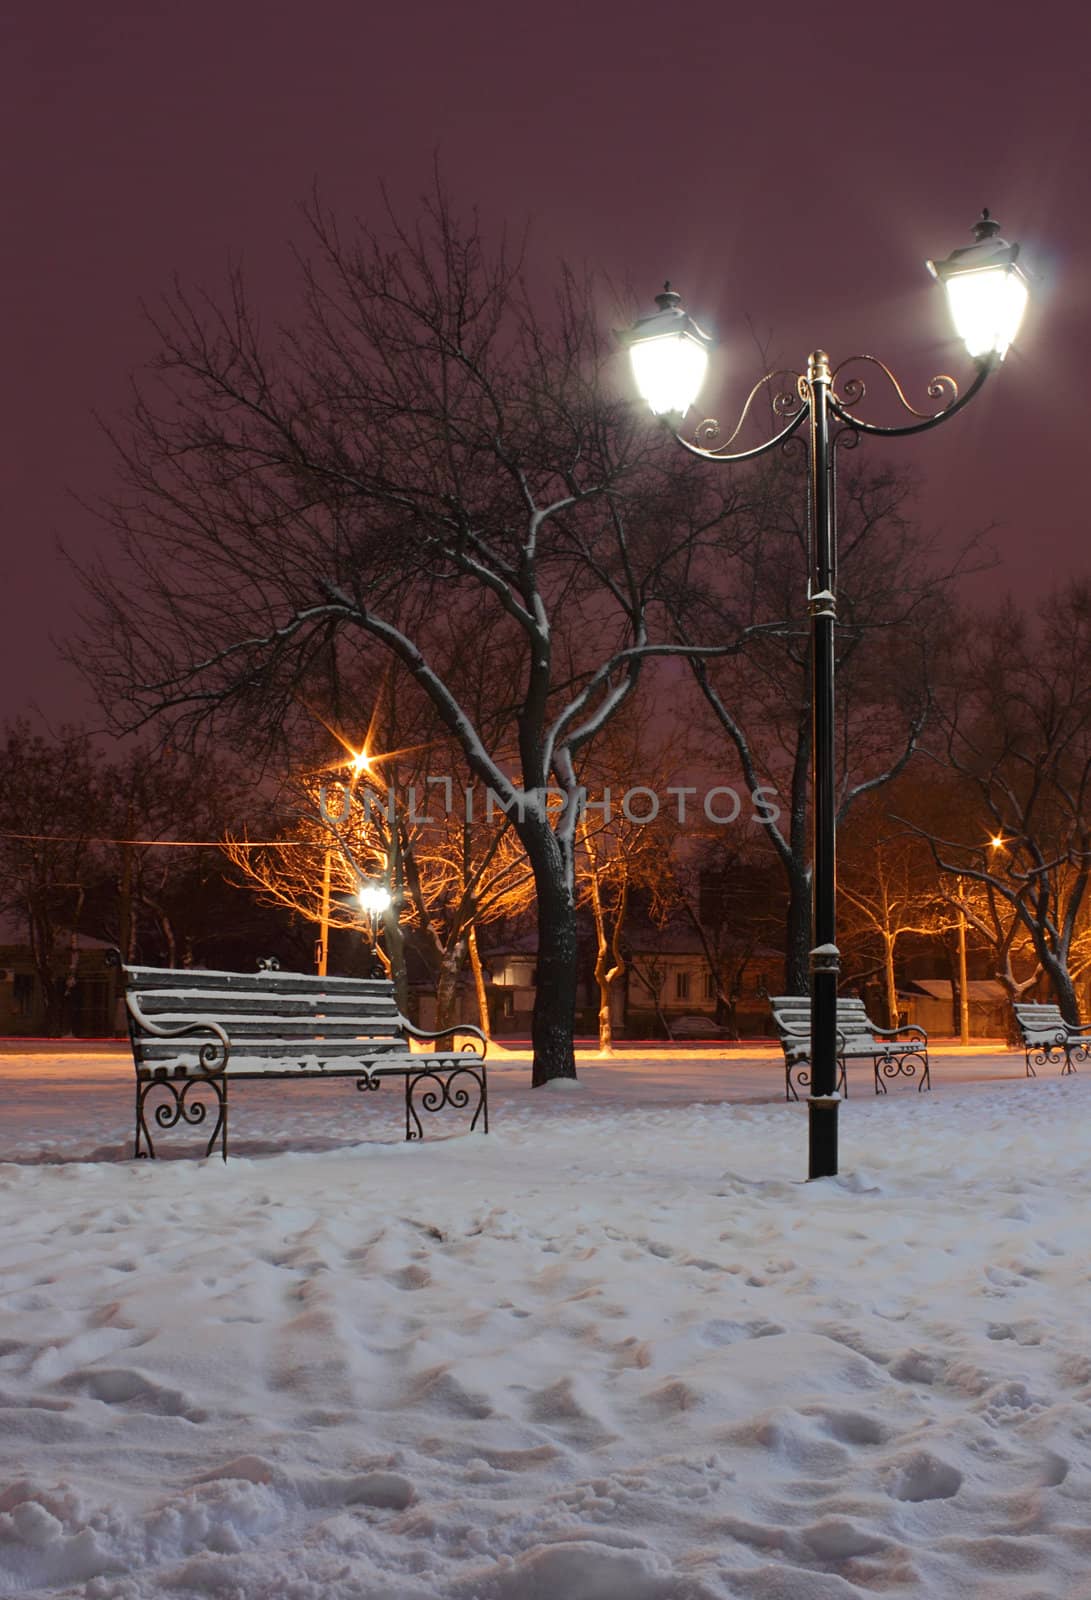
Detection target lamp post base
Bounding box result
[807,1094,840,1179]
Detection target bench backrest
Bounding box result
[121,964,409,1071]
[1012,1001,1068,1041]
[764,992,883,1056]
[771,995,875,1036]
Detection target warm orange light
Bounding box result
[989,834,1004,850]
[351,750,370,774]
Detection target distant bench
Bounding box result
[1012,1001,1090,1077]
[771,995,930,1100]
[109,956,488,1161]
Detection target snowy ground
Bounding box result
[2,1044,1091,1598]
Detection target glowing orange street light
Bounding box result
[989,834,1005,851]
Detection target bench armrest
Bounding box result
[126,994,231,1074]
[871,1023,928,1045]
[399,1019,489,1058]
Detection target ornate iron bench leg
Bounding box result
[838,1058,847,1098]
[918,1054,931,1092]
[873,1056,888,1095]
[405,1064,487,1140]
[133,1075,226,1161]
[209,1077,228,1161]
[470,1069,488,1133]
[1024,1047,1036,1078]
[135,1077,155,1159]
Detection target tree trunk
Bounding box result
[1042,952,1080,1026]
[883,933,898,1030]
[583,826,624,1056]
[784,865,811,994]
[383,910,411,1019]
[63,892,85,1036]
[466,924,491,1038]
[434,941,466,1031]
[992,957,1040,1045]
[520,820,578,1085]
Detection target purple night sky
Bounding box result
[5,1,1090,727]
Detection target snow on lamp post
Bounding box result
[621,210,1031,1180]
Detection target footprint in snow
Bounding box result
[60,1366,207,1422]
[387,1263,431,1291]
[884,1449,962,1502]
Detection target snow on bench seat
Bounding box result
[109,956,488,1159]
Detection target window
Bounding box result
[674,971,690,1001]
[704,971,716,1001]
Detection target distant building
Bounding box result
[483,921,780,1039]
[0,939,118,1037]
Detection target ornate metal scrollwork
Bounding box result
[135,1074,227,1160]
[873,1050,931,1095]
[785,1057,847,1103]
[405,1063,488,1140]
[832,355,960,419]
[691,370,806,456]
[786,1059,812,1101]
[825,352,993,439]
[1024,1036,1066,1077]
[1063,1039,1087,1073]
[355,1072,384,1093]
[125,995,230,1075]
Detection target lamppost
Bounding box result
[622,210,1030,1179]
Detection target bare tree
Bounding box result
[226,751,534,1031]
[0,722,104,1033]
[76,188,760,1083]
[669,837,784,1037]
[838,810,953,1027]
[669,450,974,990]
[907,585,1091,1023]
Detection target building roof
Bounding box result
[903,979,1008,1000]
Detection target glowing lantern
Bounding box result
[927,211,1029,362]
[622,284,712,419]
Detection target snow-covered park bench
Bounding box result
[1012,1001,1090,1077]
[108,955,489,1161]
[771,995,930,1100]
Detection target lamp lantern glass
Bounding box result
[624,286,711,418]
[358,885,392,917]
[927,210,1029,361]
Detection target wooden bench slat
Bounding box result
[125,967,392,994]
[135,1030,407,1056]
[137,1049,484,1078]
[131,1012,406,1036]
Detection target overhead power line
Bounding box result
[0,832,317,849]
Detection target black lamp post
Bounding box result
[623,210,1030,1179]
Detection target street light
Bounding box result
[622,210,1030,1180]
[358,882,393,957]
